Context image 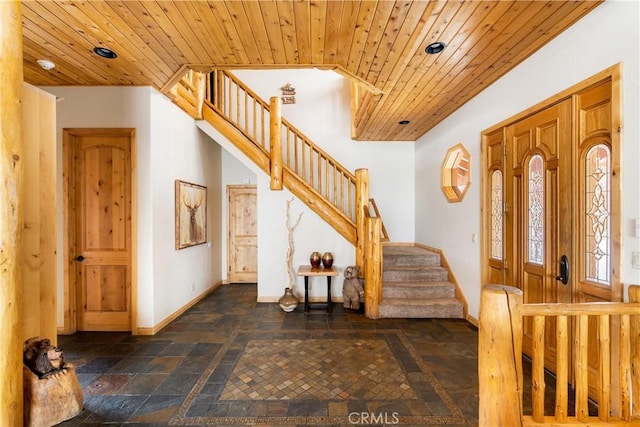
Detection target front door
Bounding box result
[489,74,620,400]
[227,185,258,283]
[67,129,133,331]
[504,99,573,373]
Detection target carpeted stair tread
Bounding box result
[378,297,464,319]
[382,265,449,282]
[382,246,440,267]
[382,281,456,299]
[381,297,461,306]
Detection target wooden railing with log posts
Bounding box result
[209,70,358,219]
[479,284,640,426]
[165,67,385,317]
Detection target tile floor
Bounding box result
[54,283,576,426]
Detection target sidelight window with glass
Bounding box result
[584,144,611,285]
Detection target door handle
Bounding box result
[555,255,569,285]
[75,255,85,262]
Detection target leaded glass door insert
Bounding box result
[584,144,611,285]
[504,98,573,377]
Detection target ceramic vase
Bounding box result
[310,251,321,268]
[321,252,334,268]
[278,287,299,312]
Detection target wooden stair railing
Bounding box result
[207,69,359,244]
[164,67,206,120]
[368,198,389,242]
[479,284,640,426]
[210,71,357,215]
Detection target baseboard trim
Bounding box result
[135,281,223,335]
[257,295,345,303]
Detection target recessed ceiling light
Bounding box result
[425,42,446,55]
[93,47,117,59]
[398,120,410,125]
[36,59,55,71]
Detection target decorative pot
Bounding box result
[321,252,334,268]
[278,287,299,312]
[310,251,321,268]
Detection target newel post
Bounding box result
[363,216,381,319]
[0,1,25,425]
[269,96,283,190]
[355,168,369,271]
[479,285,524,427]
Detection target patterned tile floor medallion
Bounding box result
[170,330,466,425]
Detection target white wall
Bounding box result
[255,174,356,301]
[148,91,222,326]
[46,86,223,329]
[414,0,640,318]
[198,119,353,301]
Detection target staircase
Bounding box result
[165,68,466,320]
[378,246,464,318]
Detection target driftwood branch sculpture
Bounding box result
[285,198,303,288]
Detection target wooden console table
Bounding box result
[296,265,339,314]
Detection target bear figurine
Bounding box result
[342,265,365,310]
[23,337,69,379]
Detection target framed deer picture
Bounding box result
[175,180,207,250]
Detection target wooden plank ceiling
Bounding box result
[21,1,602,141]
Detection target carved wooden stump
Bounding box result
[23,365,83,427]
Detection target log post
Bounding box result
[363,216,381,319]
[479,285,523,427]
[355,168,369,271]
[22,84,58,345]
[630,285,640,417]
[195,71,206,119]
[349,81,359,140]
[269,96,283,190]
[0,1,24,425]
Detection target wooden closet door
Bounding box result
[227,185,258,283]
[71,130,133,331]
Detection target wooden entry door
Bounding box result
[66,129,133,331]
[491,75,620,400]
[504,99,573,373]
[227,185,257,283]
